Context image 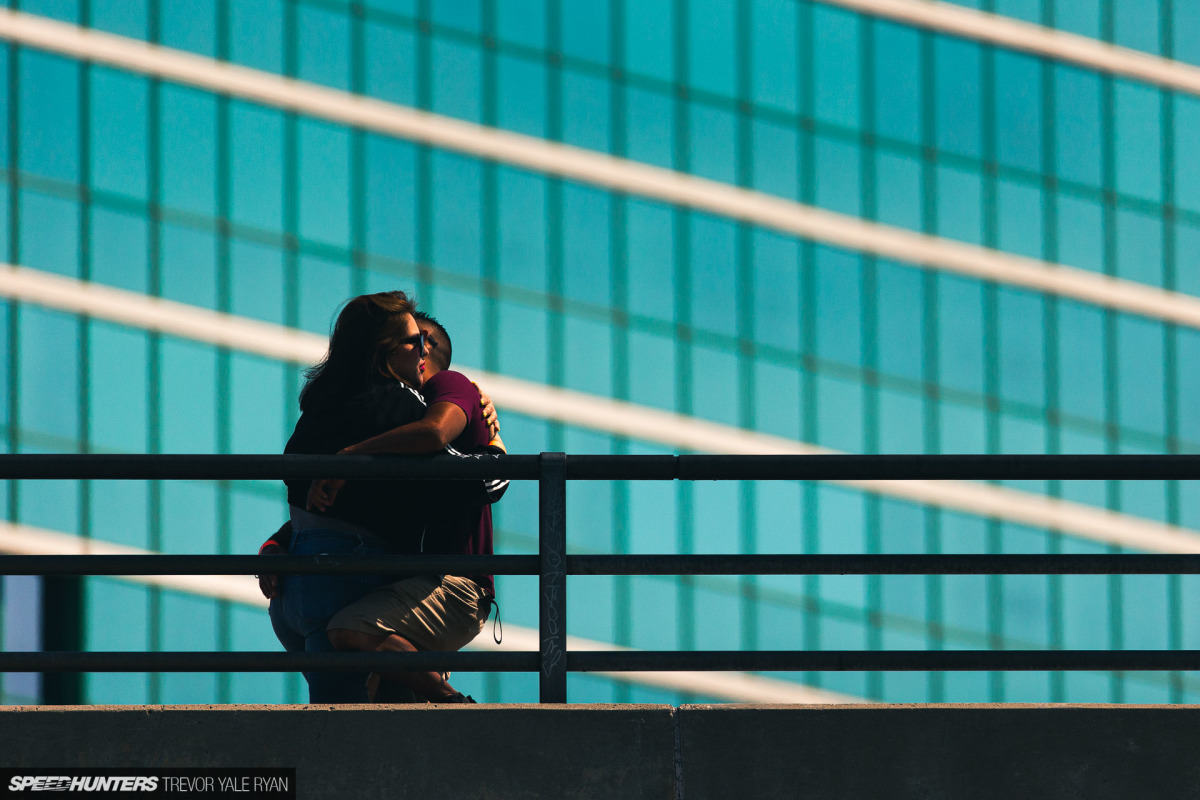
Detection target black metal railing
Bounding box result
[2,452,1200,703]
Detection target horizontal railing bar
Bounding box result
[2,554,1199,576]
[0,555,540,576]
[571,455,1200,481]
[0,651,540,672]
[2,454,1200,481]
[566,554,1200,575]
[567,650,1200,672]
[3,650,1198,673]
[0,454,543,481]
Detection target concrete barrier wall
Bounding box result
[2,704,1200,799]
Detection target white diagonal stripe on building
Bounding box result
[2,263,1197,555]
[1,12,1200,328]
[820,0,1200,97]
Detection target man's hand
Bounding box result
[307,477,346,512]
[257,543,285,600]
[476,385,500,438]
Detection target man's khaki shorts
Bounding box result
[327,574,487,652]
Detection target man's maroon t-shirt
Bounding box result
[421,369,495,595]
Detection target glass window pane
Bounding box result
[997,288,1045,406]
[365,22,415,105]
[625,0,674,83]
[298,255,353,335]
[19,51,79,183]
[1056,192,1104,273]
[564,316,612,396]
[627,328,676,410]
[497,54,546,138]
[1052,65,1102,187]
[231,354,287,453]
[230,102,284,232]
[752,0,797,113]
[751,119,798,199]
[298,5,350,90]
[562,0,610,64]
[689,214,736,337]
[364,135,417,263]
[1056,300,1105,422]
[936,165,983,244]
[934,38,982,158]
[161,224,216,311]
[1116,316,1165,433]
[816,373,863,452]
[814,134,861,217]
[875,151,921,232]
[230,240,285,324]
[688,0,735,97]
[936,274,984,394]
[688,104,736,183]
[754,360,802,439]
[1113,0,1160,54]
[562,183,611,304]
[160,86,216,217]
[159,337,217,453]
[90,68,147,200]
[87,322,148,453]
[876,260,924,381]
[230,0,283,74]
[872,21,920,144]
[20,190,78,277]
[813,246,861,366]
[1115,207,1163,286]
[432,152,482,278]
[996,178,1043,259]
[161,0,215,56]
[90,207,147,293]
[994,51,1042,173]
[497,300,548,385]
[1114,81,1162,202]
[20,306,79,441]
[625,87,674,170]
[813,5,860,129]
[497,167,546,292]
[432,38,482,122]
[496,0,546,49]
[297,119,351,247]
[752,228,799,352]
[562,71,610,153]
[1175,96,1200,214]
[626,199,675,322]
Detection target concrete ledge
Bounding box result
[3,704,1200,799]
[678,703,1200,800]
[0,704,675,800]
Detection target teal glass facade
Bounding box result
[0,0,1197,704]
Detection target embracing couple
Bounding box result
[259,291,506,704]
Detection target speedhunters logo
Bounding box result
[0,771,293,799]
[8,776,158,792]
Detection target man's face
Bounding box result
[386,313,425,388]
[417,321,442,381]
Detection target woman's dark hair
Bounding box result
[299,291,416,412]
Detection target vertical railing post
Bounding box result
[539,451,567,703]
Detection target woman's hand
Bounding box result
[475,384,500,438]
[257,543,285,600]
[307,477,346,512]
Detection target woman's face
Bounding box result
[385,313,426,388]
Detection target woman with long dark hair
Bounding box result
[271,291,439,702]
